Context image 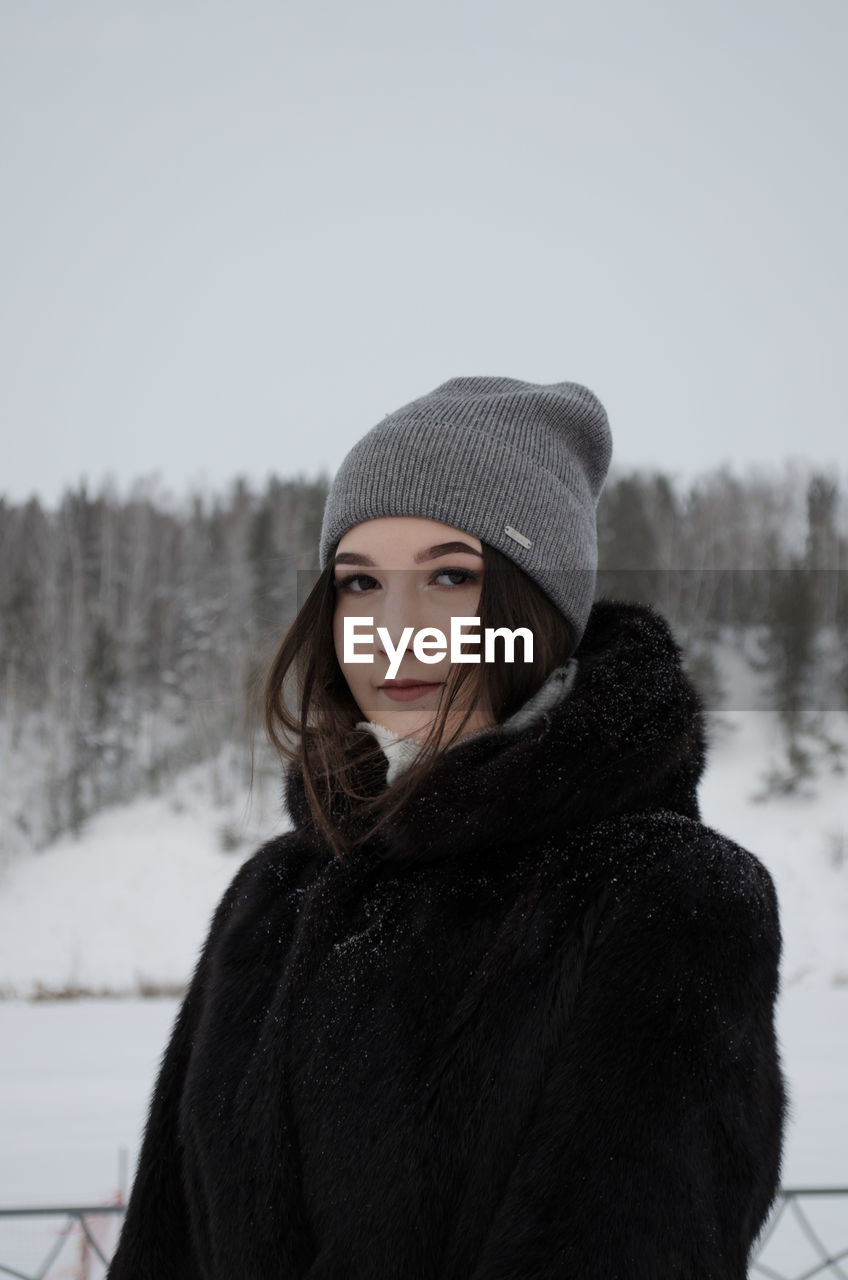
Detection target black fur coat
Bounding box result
[107,600,787,1279]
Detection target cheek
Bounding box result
[332,606,344,663]
[332,606,356,678]
[431,584,484,632]
[333,604,365,690]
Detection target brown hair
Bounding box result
[264,542,575,862]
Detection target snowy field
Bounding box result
[0,707,846,1274]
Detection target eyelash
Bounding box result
[333,568,480,593]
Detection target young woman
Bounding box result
[108,377,787,1279]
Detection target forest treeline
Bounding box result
[0,464,845,853]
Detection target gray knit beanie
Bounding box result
[319,376,613,646]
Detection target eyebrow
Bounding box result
[333,540,484,567]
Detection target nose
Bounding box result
[373,570,425,661]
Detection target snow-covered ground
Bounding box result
[699,710,848,991]
[0,706,845,1275]
[0,755,283,999]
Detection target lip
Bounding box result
[379,680,443,703]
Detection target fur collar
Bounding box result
[283,599,706,867]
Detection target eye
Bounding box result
[333,567,480,593]
[333,573,379,594]
[433,567,480,588]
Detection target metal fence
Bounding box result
[0,1204,125,1280]
[0,1188,846,1278]
[750,1188,848,1279]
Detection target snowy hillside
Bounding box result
[0,752,284,999]
[0,707,846,999]
[699,709,848,990]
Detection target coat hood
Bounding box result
[283,599,707,867]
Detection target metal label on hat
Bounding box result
[504,524,533,549]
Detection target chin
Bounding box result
[366,703,433,734]
[381,711,435,737]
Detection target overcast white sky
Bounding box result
[1,0,846,507]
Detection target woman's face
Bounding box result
[332,516,493,742]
